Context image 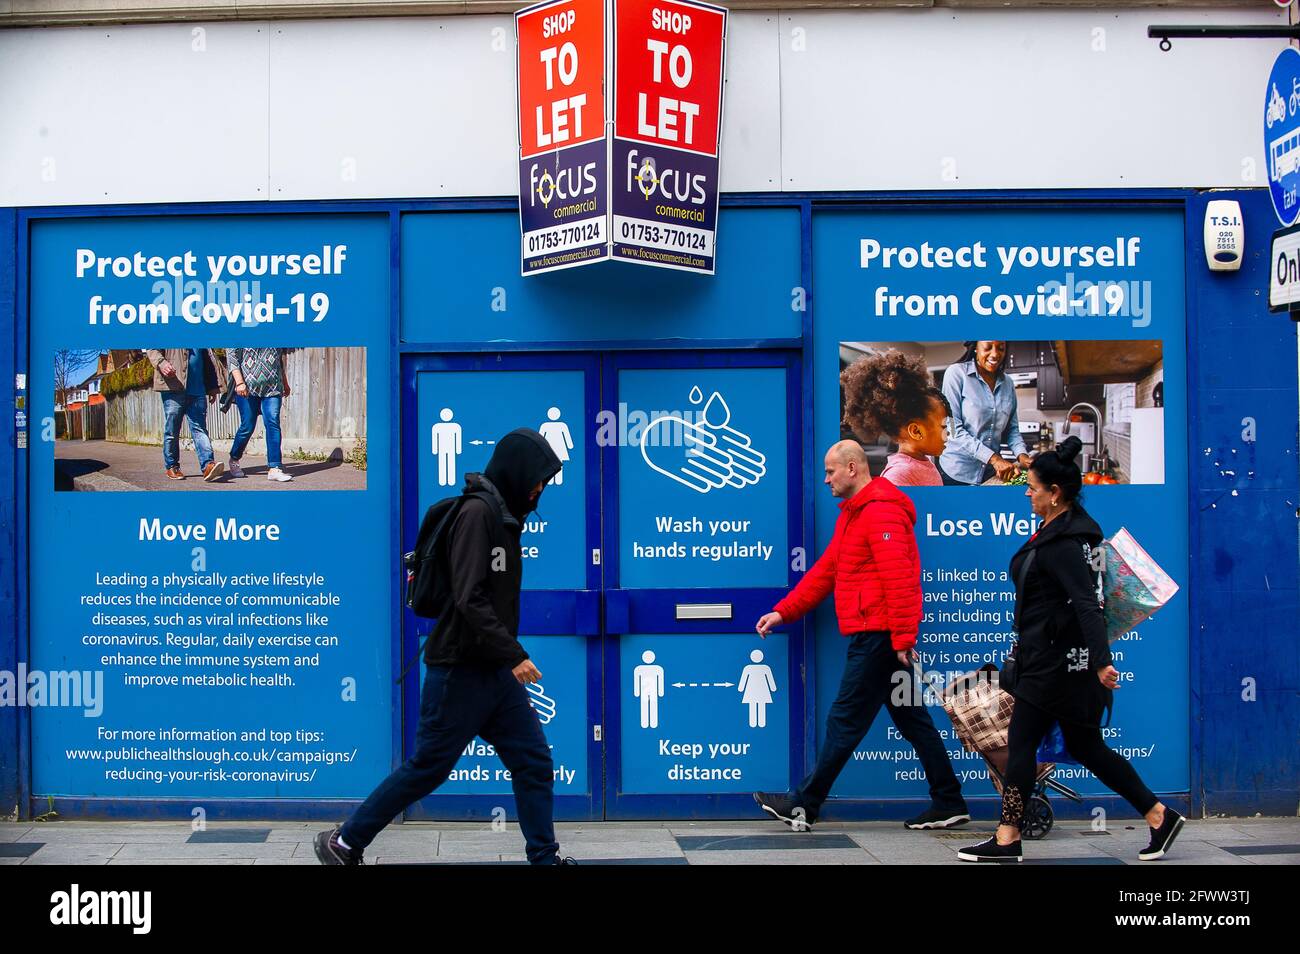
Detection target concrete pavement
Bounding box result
[2,817,1297,865]
[54,439,365,491]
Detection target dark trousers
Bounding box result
[342,663,559,864]
[1001,695,1157,827]
[797,633,965,815]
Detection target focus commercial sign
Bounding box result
[517,0,727,276]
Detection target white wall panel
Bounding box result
[268,16,517,199]
[0,22,270,205]
[718,12,782,191]
[267,12,780,199]
[0,7,1286,206]
[779,7,1284,191]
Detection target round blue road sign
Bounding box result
[1265,48,1300,226]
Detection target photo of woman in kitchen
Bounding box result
[838,340,1166,486]
[939,340,1033,486]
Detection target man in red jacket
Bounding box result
[753,440,969,831]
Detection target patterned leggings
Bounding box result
[1000,696,1157,828]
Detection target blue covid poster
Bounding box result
[414,369,589,795]
[617,367,789,589]
[619,634,790,793]
[27,213,393,798]
[434,636,589,796]
[416,370,586,591]
[809,208,1190,803]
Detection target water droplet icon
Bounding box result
[702,391,730,427]
[688,385,704,404]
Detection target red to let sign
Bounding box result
[614,0,726,157]
[517,0,607,160]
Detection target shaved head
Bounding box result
[829,440,868,468]
[823,440,871,498]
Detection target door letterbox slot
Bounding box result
[675,603,733,621]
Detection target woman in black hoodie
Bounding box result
[959,437,1185,863]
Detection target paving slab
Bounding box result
[25,846,119,865]
[113,842,298,861]
[684,849,876,865]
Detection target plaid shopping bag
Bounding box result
[1097,527,1181,642]
[940,665,1014,753]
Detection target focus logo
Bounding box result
[528,160,599,208]
[625,148,706,204]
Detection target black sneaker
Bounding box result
[314,827,363,865]
[554,856,578,865]
[1138,808,1186,861]
[957,835,1023,863]
[905,805,972,830]
[753,791,815,831]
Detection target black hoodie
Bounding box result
[1007,503,1112,727]
[424,429,562,669]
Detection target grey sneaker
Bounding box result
[314,827,363,865]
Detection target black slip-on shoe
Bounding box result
[314,827,364,865]
[1138,808,1186,861]
[753,791,815,831]
[905,805,972,830]
[957,835,1023,863]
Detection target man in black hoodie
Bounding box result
[315,429,571,865]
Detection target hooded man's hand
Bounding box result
[512,660,542,684]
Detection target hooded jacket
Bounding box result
[424,429,562,669]
[1007,503,1112,726]
[773,476,923,651]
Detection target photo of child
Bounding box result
[840,340,1167,486]
[840,349,950,487]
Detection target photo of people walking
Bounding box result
[52,346,368,491]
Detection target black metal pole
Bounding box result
[1148,24,1300,51]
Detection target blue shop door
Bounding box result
[603,352,805,818]
[402,354,602,821]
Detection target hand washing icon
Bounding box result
[525,683,557,725]
[640,386,767,495]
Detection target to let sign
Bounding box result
[517,0,610,275]
[516,0,727,276]
[612,0,727,273]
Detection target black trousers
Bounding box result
[342,664,558,864]
[796,633,965,816]
[1001,695,1157,827]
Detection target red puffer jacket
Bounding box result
[773,476,923,651]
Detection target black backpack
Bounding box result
[397,491,496,684]
[403,491,493,619]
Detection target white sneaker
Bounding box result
[267,467,294,482]
[228,458,245,478]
